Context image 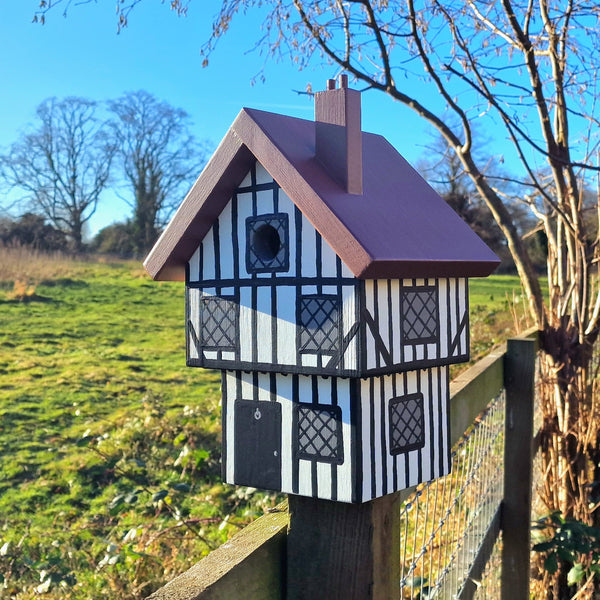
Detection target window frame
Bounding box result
[245,213,290,274]
[294,402,344,465]
[298,294,342,356]
[400,285,439,346]
[199,294,239,352]
[388,393,426,455]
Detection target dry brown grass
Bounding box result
[5,279,38,301]
[0,244,82,285]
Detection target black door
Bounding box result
[234,400,282,491]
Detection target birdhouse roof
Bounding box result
[144,107,500,281]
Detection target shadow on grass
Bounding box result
[40,278,89,288]
[2,294,54,304]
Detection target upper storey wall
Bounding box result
[185,162,470,377]
[186,162,360,376]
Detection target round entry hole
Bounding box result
[253,224,281,261]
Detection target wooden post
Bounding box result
[286,491,406,600]
[501,337,536,600]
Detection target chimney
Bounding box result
[315,75,363,195]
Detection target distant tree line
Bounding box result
[0,89,543,272]
[0,91,207,257]
[0,213,68,252]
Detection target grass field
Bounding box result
[0,248,530,598]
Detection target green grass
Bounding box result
[0,253,535,598]
[0,257,277,599]
[467,274,546,363]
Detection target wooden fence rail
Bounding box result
[147,331,538,600]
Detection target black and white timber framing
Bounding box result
[185,163,469,378]
[181,162,467,502]
[221,366,450,503]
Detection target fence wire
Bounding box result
[398,391,506,599]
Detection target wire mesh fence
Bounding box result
[398,390,506,599]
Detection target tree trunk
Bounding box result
[68,213,85,254]
[133,187,159,256]
[532,324,600,599]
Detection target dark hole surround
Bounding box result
[245,213,289,274]
[252,223,281,261]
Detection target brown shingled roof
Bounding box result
[144,107,500,281]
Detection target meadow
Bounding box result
[0,248,528,599]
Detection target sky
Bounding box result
[0,2,434,236]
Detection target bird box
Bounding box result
[145,76,499,503]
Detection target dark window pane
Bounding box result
[200,295,238,350]
[246,213,289,273]
[402,286,438,344]
[296,403,344,464]
[389,393,425,455]
[299,295,340,354]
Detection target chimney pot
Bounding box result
[315,78,363,195]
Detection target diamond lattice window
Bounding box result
[246,213,289,274]
[401,286,438,344]
[389,393,425,455]
[299,296,340,354]
[200,295,238,350]
[296,404,344,464]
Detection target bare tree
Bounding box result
[208,3,600,595]
[0,96,113,253]
[417,137,513,267]
[33,0,190,29]
[107,90,206,255]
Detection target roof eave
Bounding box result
[144,108,372,281]
[144,126,256,281]
[357,258,501,279]
[145,107,501,283]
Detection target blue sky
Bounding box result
[0,2,434,235]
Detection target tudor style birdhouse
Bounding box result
[145,76,499,504]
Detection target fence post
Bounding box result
[286,491,404,600]
[501,337,536,600]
